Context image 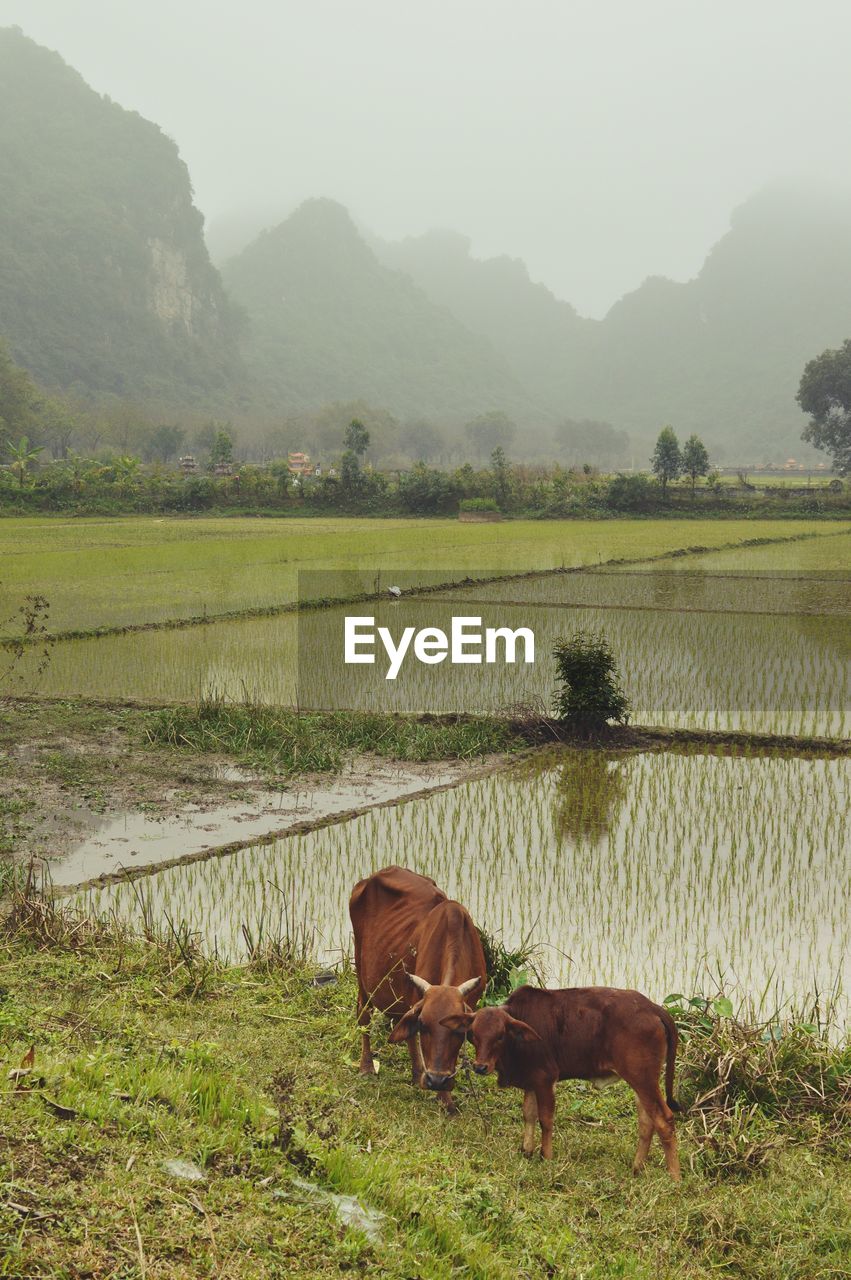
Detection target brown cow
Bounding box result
[349,866,486,1113]
[442,985,681,1178]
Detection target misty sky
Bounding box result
[3,0,850,316]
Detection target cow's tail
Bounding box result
[658,1007,681,1112]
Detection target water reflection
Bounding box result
[77,747,851,1024]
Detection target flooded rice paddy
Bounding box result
[6,517,842,632]
[22,568,848,737]
[76,747,851,1024]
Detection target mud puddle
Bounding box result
[46,758,467,886]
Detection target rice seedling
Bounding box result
[77,747,851,1027]
[3,515,844,634]
[15,554,846,739]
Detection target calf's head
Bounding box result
[441,1006,540,1076]
[388,974,482,1091]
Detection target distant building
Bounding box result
[178,454,197,474]
[288,451,313,476]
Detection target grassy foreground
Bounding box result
[1,916,849,1279]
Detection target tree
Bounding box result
[681,434,710,495]
[650,426,681,495]
[39,396,79,459]
[797,340,851,475]
[464,410,515,459]
[343,419,370,457]
[341,419,370,497]
[399,418,444,463]
[209,429,234,470]
[552,631,630,736]
[314,401,397,461]
[0,340,39,438]
[149,424,186,463]
[490,446,512,509]
[5,435,44,486]
[554,418,629,470]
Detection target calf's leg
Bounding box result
[628,1085,680,1182]
[536,1081,557,1159]
[652,1105,680,1181]
[521,1090,539,1156]
[632,1098,655,1175]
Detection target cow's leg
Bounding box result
[356,992,375,1076]
[536,1082,556,1159]
[521,1090,539,1156]
[632,1097,655,1175]
[407,1035,425,1088]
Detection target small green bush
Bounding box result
[458,496,499,512]
[552,630,630,733]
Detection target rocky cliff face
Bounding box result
[0,26,244,407]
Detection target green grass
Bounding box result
[1,922,849,1279]
[1,516,846,635]
[147,699,522,774]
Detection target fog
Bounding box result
[2,0,850,316]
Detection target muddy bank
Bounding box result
[0,699,523,886]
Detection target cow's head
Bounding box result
[388,974,483,1091]
[440,1005,541,1076]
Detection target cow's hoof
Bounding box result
[521,1147,535,1159]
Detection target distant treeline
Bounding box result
[1,451,846,519]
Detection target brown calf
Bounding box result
[349,866,486,1113]
[443,985,681,1178]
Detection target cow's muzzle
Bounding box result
[424,1071,452,1091]
[473,1062,489,1075]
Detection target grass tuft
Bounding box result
[146,697,520,775]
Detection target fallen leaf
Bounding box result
[20,1046,35,1069]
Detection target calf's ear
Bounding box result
[439,1013,474,1033]
[507,1016,541,1044]
[388,1002,423,1043]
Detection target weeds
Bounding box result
[478,926,544,1004]
[665,991,851,1177]
[146,697,519,775]
[1,862,116,950]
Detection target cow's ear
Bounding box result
[388,1003,423,1043]
[507,1016,541,1044]
[439,1013,474,1033]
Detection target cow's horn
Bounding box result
[408,974,431,994]
[457,977,481,997]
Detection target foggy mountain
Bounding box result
[377,186,851,459]
[222,199,535,424]
[374,229,594,421]
[0,27,244,408]
[1,27,850,461]
[567,183,851,457]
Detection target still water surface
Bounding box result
[77,747,850,1024]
